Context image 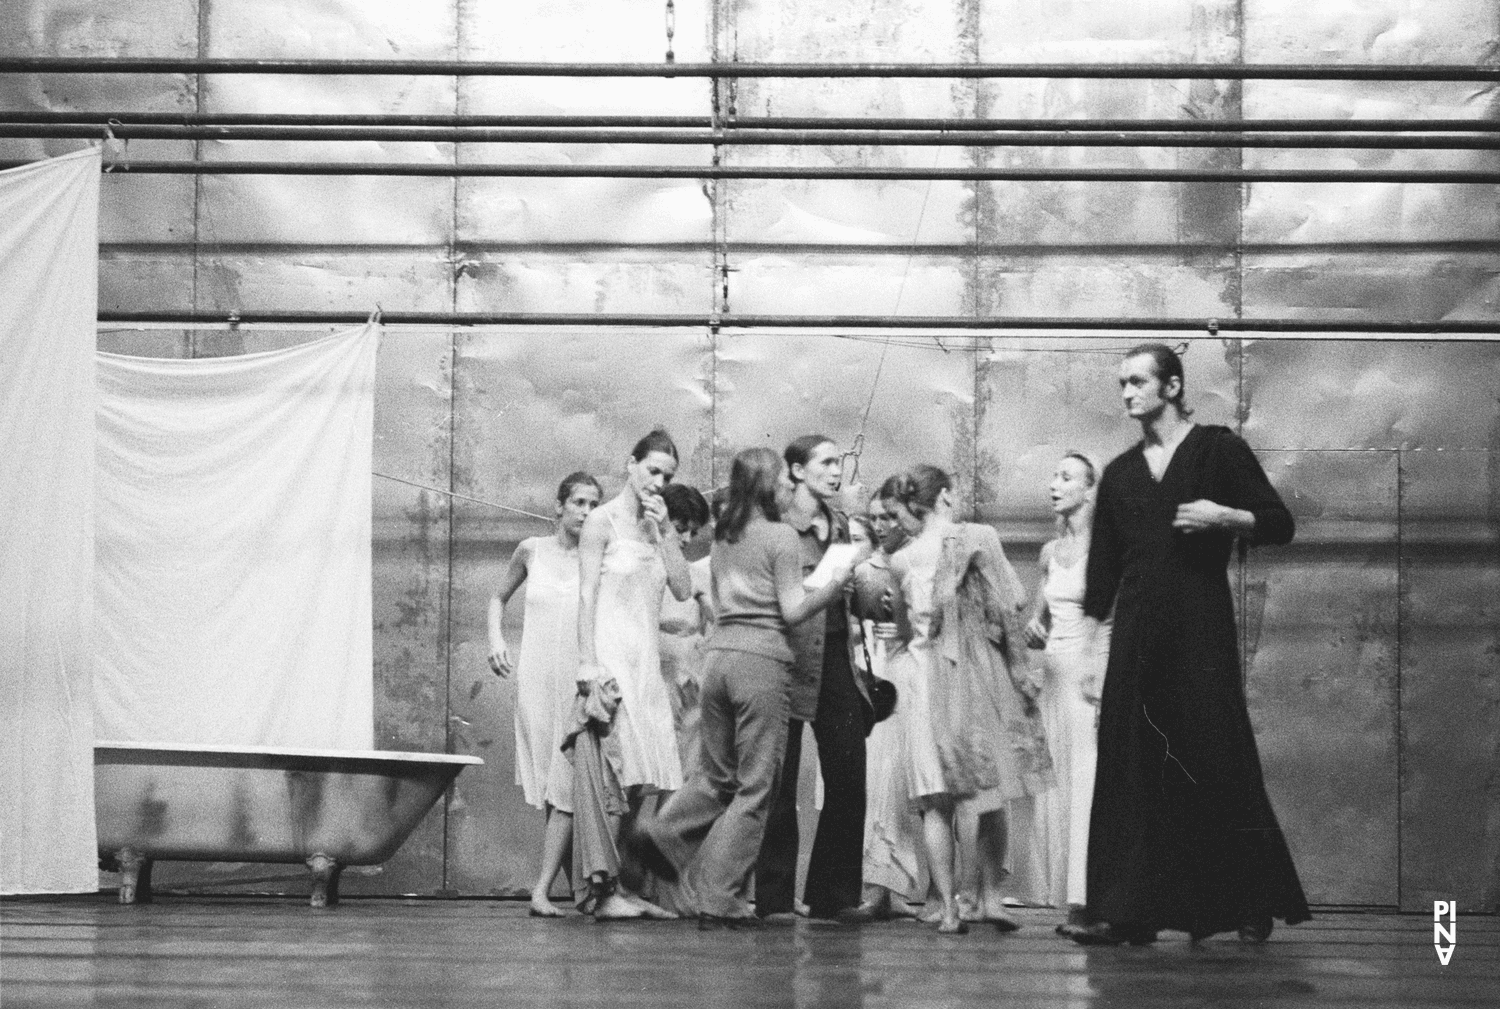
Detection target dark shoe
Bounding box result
[1238,917,1274,944]
[1055,905,1089,937]
[1069,922,1156,946]
[623,826,679,883]
[836,902,889,925]
[699,913,762,931]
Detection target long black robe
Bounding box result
[1083,424,1311,937]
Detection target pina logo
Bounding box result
[1433,901,1457,965]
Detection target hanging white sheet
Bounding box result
[0,148,102,895]
[93,325,378,750]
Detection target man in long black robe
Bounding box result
[1080,346,1311,943]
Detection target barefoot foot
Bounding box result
[528,894,567,918]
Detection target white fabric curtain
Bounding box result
[93,325,378,749]
[0,149,103,895]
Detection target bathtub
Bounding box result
[94,741,482,907]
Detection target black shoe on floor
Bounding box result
[1069,922,1157,947]
[699,913,763,931]
[835,902,889,925]
[1238,917,1274,944]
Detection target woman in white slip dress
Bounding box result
[1024,452,1110,935]
[881,466,1053,935]
[572,429,692,920]
[487,471,602,917]
[841,495,926,923]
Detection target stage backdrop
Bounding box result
[0,148,101,894]
[93,325,378,749]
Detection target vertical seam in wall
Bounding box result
[190,0,209,356]
[439,0,463,896]
[1234,0,1247,685]
[440,333,458,894]
[1395,446,1404,909]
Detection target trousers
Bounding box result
[645,648,791,918]
[755,632,867,917]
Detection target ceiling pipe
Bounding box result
[6,112,1498,132]
[13,161,1494,183]
[5,58,1500,80]
[7,124,1498,149]
[95,310,1500,334]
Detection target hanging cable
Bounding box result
[664,0,676,64]
[841,149,944,487]
[374,472,553,522]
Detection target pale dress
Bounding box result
[1035,545,1110,907]
[512,535,581,811]
[595,509,682,792]
[892,531,1007,811]
[860,629,926,900]
[659,556,711,778]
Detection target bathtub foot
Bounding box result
[117,849,153,905]
[307,853,343,908]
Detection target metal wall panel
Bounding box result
[1243,340,1500,451]
[357,330,457,895]
[713,331,975,501]
[455,253,718,315]
[1247,450,1400,906]
[194,1,460,316]
[1,0,199,315]
[1241,0,1500,327]
[731,255,969,315]
[974,2,1243,320]
[724,0,974,330]
[443,328,713,894]
[1399,448,1500,912]
[975,336,1239,524]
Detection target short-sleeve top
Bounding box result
[706,516,802,665]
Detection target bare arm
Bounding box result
[661,528,692,602]
[576,510,610,686]
[1023,540,1052,650]
[775,536,867,627]
[486,541,532,676]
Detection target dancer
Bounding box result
[660,483,714,777]
[634,448,864,928]
[571,429,692,920]
[487,471,602,917]
[839,488,927,923]
[1022,452,1109,935]
[880,466,1053,934]
[1074,343,1310,946]
[755,435,869,921]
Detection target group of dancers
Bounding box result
[487,342,1313,942]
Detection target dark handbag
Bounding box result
[857,635,898,736]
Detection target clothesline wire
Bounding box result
[844,151,943,485]
[374,472,554,522]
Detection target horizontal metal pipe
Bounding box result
[5,58,1500,80]
[10,124,1499,149]
[7,111,1500,132]
[21,161,1497,182]
[95,310,1500,334]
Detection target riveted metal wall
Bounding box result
[5,0,1496,908]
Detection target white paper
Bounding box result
[804,543,860,590]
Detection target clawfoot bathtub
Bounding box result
[94,741,482,908]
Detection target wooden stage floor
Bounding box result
[3,897,1495,1008]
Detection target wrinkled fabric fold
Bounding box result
[0,149,102,895]
[93,324,378,749]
